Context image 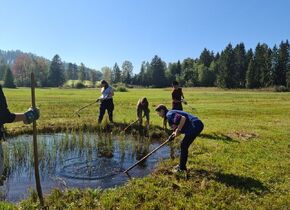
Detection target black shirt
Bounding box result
[0,85,8,110]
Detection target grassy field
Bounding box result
[1,87,290,209]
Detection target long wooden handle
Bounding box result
[123,119,139,131]
[124,134,173,173]
[31,73,44,207]
[76,101,97,113]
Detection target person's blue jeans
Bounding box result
[179,120,204,170]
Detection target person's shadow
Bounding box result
[189,169,269,194]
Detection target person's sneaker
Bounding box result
[172,165,186,173]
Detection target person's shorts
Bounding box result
[0,109,16,124]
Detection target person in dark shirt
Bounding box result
[0,85,40,140]
[172,81,184,110]
[136,97,150,129]
[155,104,204,172]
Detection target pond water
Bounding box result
[0,132,176,202]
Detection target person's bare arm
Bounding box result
[173,116,186,138]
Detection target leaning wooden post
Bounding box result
[31,72,44,207]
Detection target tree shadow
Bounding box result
[199,133,240,143]
[189,169,269,194]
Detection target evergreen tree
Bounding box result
[121,61,133,84]
[78,63,86,81]
[216,44,235,88]
[0,61,6,80]
[66,63,73,80]
[139,62,146,86]
[3,67,16,88]
[234,43,247,87]
[72,63,78,80]
[166,62,178,84]
[48,54,65,87]
[270,45,279,86]
[261,48,272,87]
[197,64,215,86]
[89,70,98,85]
[176,60,182,75]
[214,52,220,61]
[144,62,152,86]
[112,63,121,83]
[246,58,257,88]
[150,55,166,87]
[254,43,271,88]
[286,71,290,89]
[199,48,214,67]
[276,40,290,86]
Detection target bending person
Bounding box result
[136,97,150,130]
[155,104,204,172]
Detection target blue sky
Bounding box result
[0,0,289,73]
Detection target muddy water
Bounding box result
[0,133,175,202]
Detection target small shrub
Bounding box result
[75,82,86,89]
[274,85,288,92]
[116,86,128,92]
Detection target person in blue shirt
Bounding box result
[155,104,204,172]
[0,85,40,140]
[96,80,114,123]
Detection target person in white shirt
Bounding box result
[96,80,114,123]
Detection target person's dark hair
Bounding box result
[141,97,148,107]
[100,80,109,89]
[137,97,149,109]
[155,104,168,112]
[172,81,179,86]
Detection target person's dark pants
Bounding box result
[98,98,114,123]
[179,120,204,170]
[172,102,183,111]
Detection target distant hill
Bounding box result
[0,49,102,87]
[0,49,49,66]
[0,49,99,72]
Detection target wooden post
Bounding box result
[31,72,44,207]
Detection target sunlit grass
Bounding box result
[1,87,290,209]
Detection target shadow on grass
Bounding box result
[189,169,269,194]
[199,133,240,143]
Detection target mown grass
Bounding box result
[1,87,290,209]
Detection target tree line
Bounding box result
[91,40,290,89]
[0,52,102,87]
[1,40,289,89]
[130,40,290,89]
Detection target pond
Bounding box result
[0,132,176,202]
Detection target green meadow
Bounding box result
[1,87,290,209]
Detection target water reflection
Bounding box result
[0,132,173,202]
